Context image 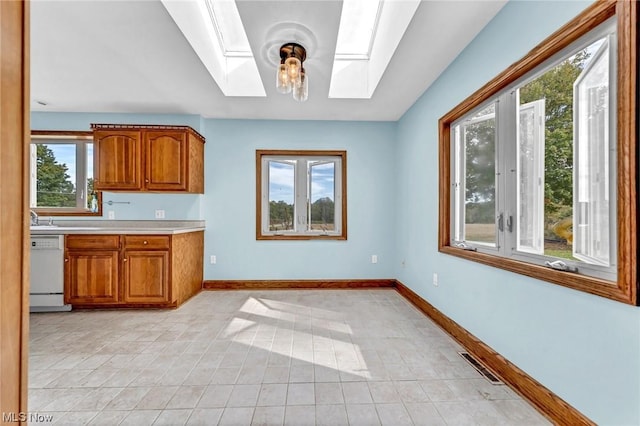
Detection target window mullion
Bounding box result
[262,157,270,234]
[295,159,308,232]
[500,91,518,257]
[494,97,504,253]
[76,142,87,209]
[30,144,37,208]
[453,126,464,242]
[333,159,342,233]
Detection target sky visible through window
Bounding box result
[45,143,93,183]
[48,144,76,179]
[269,161,335,203]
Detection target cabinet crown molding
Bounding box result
[90,123,206,144]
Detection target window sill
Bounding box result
[438,244,635,305]
[257,234,347,241]
[32,208,102,217]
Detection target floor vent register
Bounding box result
[458,351,503,385]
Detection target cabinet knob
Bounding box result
[145,179,149,183]
[123,258,128,262]
[143,240,148,245]
[64,258,68,262]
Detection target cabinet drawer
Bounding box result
[124,235,170,250]
[66,235,120,250]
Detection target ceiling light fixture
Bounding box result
[276,43,308,102]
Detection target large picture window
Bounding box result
[439,2,637,305]
[30,131,102,216]
[256,150,347,240]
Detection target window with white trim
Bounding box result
[30,131,101,216]
[450,21,616,281]
[256,150,347,240]
[439,0,638,305]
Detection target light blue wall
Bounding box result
[395,1,640,425]
[31,113,398,280]
[31,112,204,221]
[202,119,397,280]
[30,1,640,422]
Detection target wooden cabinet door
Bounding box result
[144,130,187,191]
[94,130,142,190]
[64,250,119,304]
[122,250,169,303]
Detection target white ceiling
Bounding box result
[30,0,506,121]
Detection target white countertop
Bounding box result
[29,220,205,235]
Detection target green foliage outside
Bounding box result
[87,178,95,210]
[465,200,495,224]
[310,197,334,225]
[464,113,496,225]
[269,200,294,231]
[36,144,75,207]
[519,51,589,239]
[269,197,335,231]
[464,51,590,243]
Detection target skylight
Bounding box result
[204,0,252,56]
[161,0,265,97]
[162,0,419,100]
[334,0,382,59]
[329,0,420,99]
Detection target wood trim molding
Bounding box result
[255,149,347,241]
[439,0,616,125]
[438,0,638,305]
[70,302,178,310]
[90,123,206,144]
[615,0,638,305]
[203,279,396,290]
[31,130,93,138]
[394,280,595,426]
[0,0,30,415]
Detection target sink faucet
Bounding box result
[30,210,38,226]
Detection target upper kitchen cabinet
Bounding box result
[92,124,205,193]
[93,129,142,190]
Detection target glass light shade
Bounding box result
[276,63,291,94]
[285,56,301,81]
[293,72,308,102]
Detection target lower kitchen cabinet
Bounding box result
[65,250,119,304]
[122,250,169,303]
[64,231,203,308]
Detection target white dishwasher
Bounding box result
[30,235,71,312]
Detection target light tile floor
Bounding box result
[29,289,550,425]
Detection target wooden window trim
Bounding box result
[438,0,638,305]
[256,149,347,240]
[31,130,103,217]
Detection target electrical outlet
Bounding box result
[155,209,165,219]
[371,255,378,264]
[433,273,439,286]
[107,210,115,220]
[210,255,217,264]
